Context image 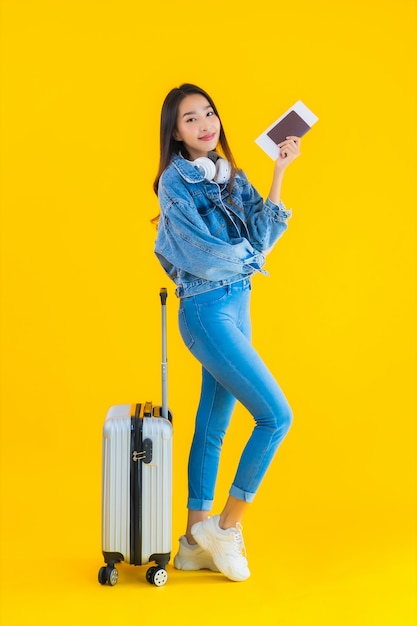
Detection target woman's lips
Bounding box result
[199,133,216,141]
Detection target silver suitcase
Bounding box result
[98,289,173,587]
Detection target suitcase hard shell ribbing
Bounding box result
[98,289,173,587]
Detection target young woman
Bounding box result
[153,83,301,581]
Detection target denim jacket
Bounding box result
[154,153,292,298]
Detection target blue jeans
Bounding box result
[178,278,293,510]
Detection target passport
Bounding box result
[255,101,318,159]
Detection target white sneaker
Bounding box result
[191,515,250,582]
[173,535,220,571]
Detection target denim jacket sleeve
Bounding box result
[237,171,292,252]
[156,183,266,282]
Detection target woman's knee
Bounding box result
[270,400,293,438]
[257,400,293,437]
[280,403,293,436]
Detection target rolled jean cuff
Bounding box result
[229,485,256,503]
[187,497,213,511]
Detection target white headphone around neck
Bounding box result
[192,151,231,184]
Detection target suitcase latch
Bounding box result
[132,438,153,464]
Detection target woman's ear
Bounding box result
[173,129,181,141]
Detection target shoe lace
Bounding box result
[233,523,247,557]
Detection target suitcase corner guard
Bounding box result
[102,551,124,567]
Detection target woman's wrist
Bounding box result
[268,167,285,205]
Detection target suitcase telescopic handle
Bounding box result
[160,288,168,419]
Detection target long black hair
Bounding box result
[153,83,238,197]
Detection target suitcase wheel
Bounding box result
[98,565,118,586]
[146,565,168,587]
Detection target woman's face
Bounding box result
[173,93,221,160]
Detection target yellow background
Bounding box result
[1,0,416,624]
